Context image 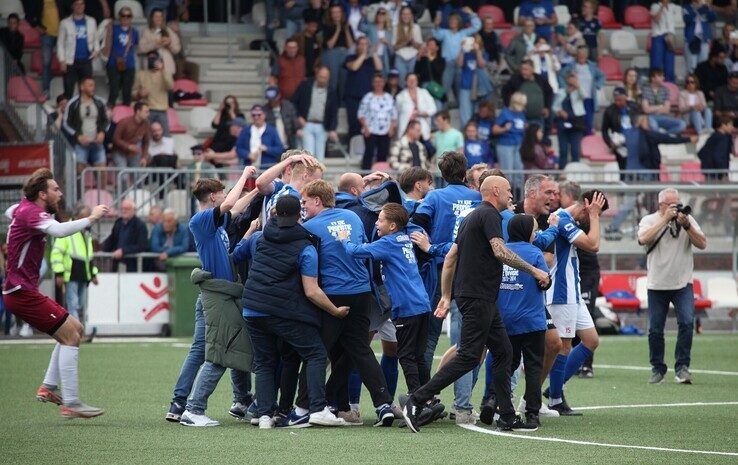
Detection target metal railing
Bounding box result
[94,251,198,273]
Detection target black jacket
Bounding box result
[102,216,149,271]
[698,131,732,175]
[63,94,109,141]
[601,102,641,149]
[501,73,554,110]
[634,130,691,170]
[291,78,338,131]
[0,28,24,61]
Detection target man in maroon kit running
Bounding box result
[3,168,109,419]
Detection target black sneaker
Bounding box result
[579,366,594,379]
[479,397,497,426]
[402,396,422,433]
[165,401,185,422]
[548,401,583,416]
[416,402,446,427]
[497,415,539,432]
[525,412,541,428]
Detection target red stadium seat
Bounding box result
[598,56,623,82]
[600,274,642,312]
[478,5,512,28]
[680,161,705,183]
[167,108,188,134]
[7,76,45,103]
[19,20,41,48]
[624,5,651,29]
[111,104,134,123]
[660,164,673,182]
[173,79,209,106]
[30,49,63,76]
[692,279,712,312]
[582,134,615,162]
[500,30,518,49]
[598,5,622,29]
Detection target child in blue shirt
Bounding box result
[463,121,492,168]
[343,203,431,394]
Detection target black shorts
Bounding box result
[545,308,556,330]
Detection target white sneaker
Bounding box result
[258,415,274,429]
[309,406,346,427]
[179,410,220,427]
[539,403,560,418]
[250,416,260,426]
[19,323,33,337]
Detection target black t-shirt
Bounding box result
[453,201,503,301]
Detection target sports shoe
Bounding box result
[36,385,62,405]
[454,409,478,425]
[60,402,105,419]
[179,410,219,427]
[517,397,560,418]
[309,406,346,427]
[402,397,421,433]
[649,371,665,384]
[548,401,582,416]
[165,401,185,422]
[250,416,260,426]
[496,415,538,432]
[579,366,594,378]
[479,397,497,425]
[675,367,693,384]
[374,404,395,427]
[247,401,258,418]
[258,415,275,429]
[276,410,311,428]
[525,412,540,428]
[228,402,251,421]
[337,410,363,426]
[19,323,33,337]
[417,401,446,427]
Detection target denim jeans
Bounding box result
[648,284,695,375]
[302,122,327,161]
[186,361,252,415]
[65,281,88,321]
[609,194,637,231]
[395,56,416,87]
[171,295,206,406]
[321,47,348,98]
[75,143,106,166]
[688,107,712,134]
[246,315,328,415]
[685,42,710,74]
[650,35,675,82]
[557,126,584,169]
[450,300,479,411]
[496,144,523,197]
[648,114,686,135]
[112,151,142,192]
[458,88,473,127]
[442,59,459,102]
[41,34,57,95]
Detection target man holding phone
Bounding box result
[132,52,173,136]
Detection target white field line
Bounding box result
[592,364,738,376]
[575,401,738,411]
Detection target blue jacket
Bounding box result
[432,13,481,61]
[557,61,604,109]
[235,124,284,168]
[149,222,190,257]
[684,4,716,43]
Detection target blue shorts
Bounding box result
[74,142,106,166]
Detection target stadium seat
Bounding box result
[602,161,620,183]
[609,30,640,57]
[188,106,217,135]
[18,20,41,49]
[554,5,571,26]
[598,5,622,29]
[659,143,692,163]
[692,279,712,312]
[166,189,190,216]
[113,0,145,20]
[173,79,209,106]
[251,1,267,27]
[599,56,623,82]
[582,135,615,162]
[624,5,651,29]
[478,5,511,28]
[173,133,198,161]
[513,6,520,25]
[167,108,188,134]
[564,162,595,182]
[349,134,364,159]
[706,277,738,309]
[130,189,153,216]
[30,49,63,76]
[84,189,116,216]
[660,163,673,182]
[7,76,45,103]
[600,274,642,312]
[635,276,648,309]
[0,0,24,19]
[500,30,518,49]
[680,161,705,183]
[111,104,134,123]
[372,161,391,172]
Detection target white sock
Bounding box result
[295,406,309,416]
[59,345,80,406]
[549,397,563,407]
[42,343,61,389]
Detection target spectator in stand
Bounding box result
[112,101,151,189]
[323,3,355,96]
[683,0,716,74]
[520,123,555,171]
[283,0,308,38]
[385,69,402,98]
[695,46,728,103]
[103,6,139,107]
[102,199,149,272]
[528,38,561,95]
[560,22,585,65]
[292,17,322,78]
[389,119,430,172]
[148,205,163,229]
[502,60,553,133]
[712,23,737,68]
[601,87,641,173]
[138,8,181,81]
[235,105,283,168]
[360,7,393,77]
[478,15,502,72]
[292,66,339,161]
[507,19,538,74]
[714,71,738,126]
[58,0,99,98]
[650,0,677,83]
[432,7,481,104]
[432,110,464,157]
[553,70,587,168]
[133,52,173,135]
[61,0,111,24]
[493,92,527,195]
[358,73,397,170]
[698,115,733,179]
[50,94,75,144]
[148,121,175,161]
[552,25,573,67]
[344,0,366,39]
[626,115,696,174]
[264,86,299,150]
[579,0,600,60]
[63,76,108,174]
[623,67,642,103]
[470,101,496,150]
[414,38,445,108]
[185,144,217,183]
[679,73,713,134]
[204,118,241,168]
[712,0,738,23]
[21,0,61,97]
[345,36,383,138]
[558,45,603,135]
[302,0,325,29]
[149,208,189,271]
[210,95,244,154]
[457,36,492,126]
[642,68,686,135]
[395,73,437,144]
[518,0,557,41]
[463,121,492,168]
[393,6,423,85]
[271,38,305,100]
[0,14,25,74]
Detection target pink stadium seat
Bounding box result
[680,161,705,183]
[500,30,518,49]
[478,5,511,28]
[30,49,63,76]
[19,20,41,48]
[598,56,623,81]
[173,79,208,106]
[598,5,622,29]
[582,135,614,162]
[600,273,642,312]
[111,104,134,123]
[7,76,45,103]
[692,279,712,312]
[624,5,651,29]
[372,161,391,172]
[167,108,188,134]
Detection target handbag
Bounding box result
[688,36,702,54]
[116,29,132,72]
[422,58,445,100]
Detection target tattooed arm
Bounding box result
[490,238,551,288]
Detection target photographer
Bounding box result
[637,188,707,385]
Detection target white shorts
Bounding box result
[369,291,397,343]
[547,302,594,338]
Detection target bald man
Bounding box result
[403,176,550,433]
[335,173,364,209]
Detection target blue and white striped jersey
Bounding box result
[546,209,584,305]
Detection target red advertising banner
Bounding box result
[0,143,51,184]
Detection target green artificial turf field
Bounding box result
[0,333,736,465]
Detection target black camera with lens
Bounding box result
[675,204,692,216]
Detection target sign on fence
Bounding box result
[0,143,51,184]
[88,273,170,334]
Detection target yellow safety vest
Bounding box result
[50,230,98,282]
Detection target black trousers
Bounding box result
[361,134,390,170]
[394,313,430,394]
[413,297,515,418]
[297,292,392,410]
[63,59,93,98]
[509,330,545,415]
[106,66,135,106]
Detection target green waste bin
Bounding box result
[167,255,202,337]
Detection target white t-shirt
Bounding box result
[149,136,175,156]
[639,212,703,290]
[650,3,676,36]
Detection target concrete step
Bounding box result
[201,68,264,82]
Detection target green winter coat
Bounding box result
[191,268,253,372]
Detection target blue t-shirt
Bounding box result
[236,231,319,317]
[546,209,584,305]
[501,209,515,242]
[404,198,420,215]
[519,0,555,39]
[464,139,491,167]
[108,25,139,69]
[580,18,601,49]
[414,184,482,265]
[302,208,371,295]
[460,51,484,90]
[74,18,90,60]
[189,207,234,281]
[495,107,526,146]
[475,117,494,142]
[343,232,431,319]
[498,242,550,335]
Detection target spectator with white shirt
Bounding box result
[358,73,398,170]
[683,0,716,74]
[148,121,175,162]
[506,19,537,74]
[393,6,423,85]
[395,73,436,143]
[57,0,99,98]
[650,0,677,83]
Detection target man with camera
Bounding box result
[638,188,707,385]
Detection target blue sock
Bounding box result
[549,354,567,401]
[484,352,494,400]
[564,344,593,383]
[348,369,362,404]
[380,354,399,399]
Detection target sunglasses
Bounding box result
[85,105,91,117]
[251,112,264,117]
